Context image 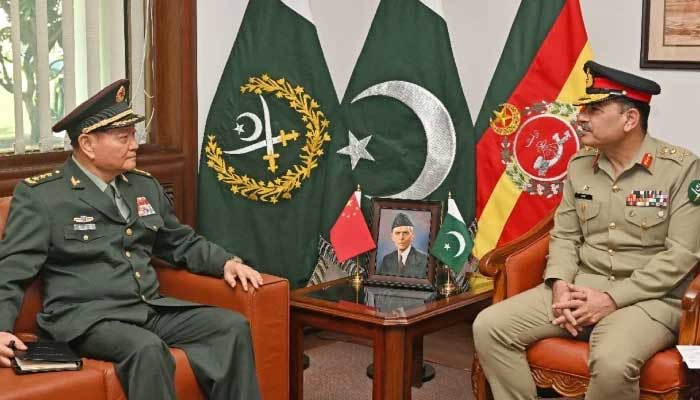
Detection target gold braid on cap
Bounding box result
[81,109,133,134]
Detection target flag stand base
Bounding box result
[349,270,364,288]
[438,280,458,297]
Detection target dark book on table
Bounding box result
[12,341,82,374]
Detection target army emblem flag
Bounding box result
[321,0,476,241]
[197,0,341,288]
[473,0,593,259]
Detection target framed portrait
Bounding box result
[641,0,700,69]
[366,198,441,290]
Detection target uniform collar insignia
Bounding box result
[592,153,601,172]
[70,176,81,187]
[641,153,654,170]
[120,174,129,183]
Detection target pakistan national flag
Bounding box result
[431,198,472,274]
[197,0,340,288]
[322,0,475,233]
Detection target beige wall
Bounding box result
[197,0,700,159]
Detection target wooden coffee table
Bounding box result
[290,278,492,400]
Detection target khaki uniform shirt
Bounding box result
[544,134,700,332]
[0,157,235,341]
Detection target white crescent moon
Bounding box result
[351,80,456,199]
[446,231,466,257]
[235,112,262,142]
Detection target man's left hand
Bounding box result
[552,284,617,327]
[223,259,264,292]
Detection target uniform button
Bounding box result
[83,234,89,241]
[629,210,636,217]
[125,251,131,258]
[612,185,620,192]
[126,228,133,236]
[608,249,615,256]
[135,271,141,279]
[609,222,616,229]
[641,221,648,230]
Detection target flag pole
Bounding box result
[349,185,365,288]
[438,191,457,297]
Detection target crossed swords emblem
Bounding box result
[223,95,299,173]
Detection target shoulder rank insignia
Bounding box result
[657,146,693,165]
[129,168,153,178]
[571,146,599,161]
[24,169,62,187]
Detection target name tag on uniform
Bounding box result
[136,196,156,217]
[626,190,668,207]
[574,192,593,200]
[73,223,96,231]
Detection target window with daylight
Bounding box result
[0,0,151,155]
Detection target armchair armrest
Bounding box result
[679,268,700,345]
[155,264,289,400]
[478,211,555,303]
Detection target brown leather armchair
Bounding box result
[0,196,290,400]
[470,211,700,400]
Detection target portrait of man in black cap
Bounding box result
[0,79,262,400]
[377,211,429,279]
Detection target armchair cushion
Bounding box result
[527,338,685,394]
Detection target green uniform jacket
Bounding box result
[544,134,700,332]
[0,158,234,342]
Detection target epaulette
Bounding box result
[656,145,695,165]
[570,146,599,161]
[23,169,62,187]
[128,168,154,178]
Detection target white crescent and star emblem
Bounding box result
[445,231,467,257]
[340,80,457,200]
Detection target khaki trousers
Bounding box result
[472,284,675,400]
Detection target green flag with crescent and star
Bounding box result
[431,198,472,274]
[197,0,341,288]
[321,0,475,270]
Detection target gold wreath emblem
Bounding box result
[205,74,331,204]
[489,103,520,136]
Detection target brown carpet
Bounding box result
[302,322,475,400]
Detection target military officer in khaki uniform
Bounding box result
[473,61,700,400]
[0,80,264,399]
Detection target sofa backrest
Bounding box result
[0,196,43,334]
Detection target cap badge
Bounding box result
[689,180,700,205]
[116,86,126,103]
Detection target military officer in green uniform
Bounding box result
[473,62,700,400]
[0,79,263,399]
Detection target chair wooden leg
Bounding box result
[471,353,493,400]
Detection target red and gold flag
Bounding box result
[473,0,592,258]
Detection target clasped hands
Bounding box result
[551,280,617,336]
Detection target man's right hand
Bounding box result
[0,332,27,367]
[551,280,585,337]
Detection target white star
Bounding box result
[337,130,375,170]
[234,123,245,135]
[443,243,451,251]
